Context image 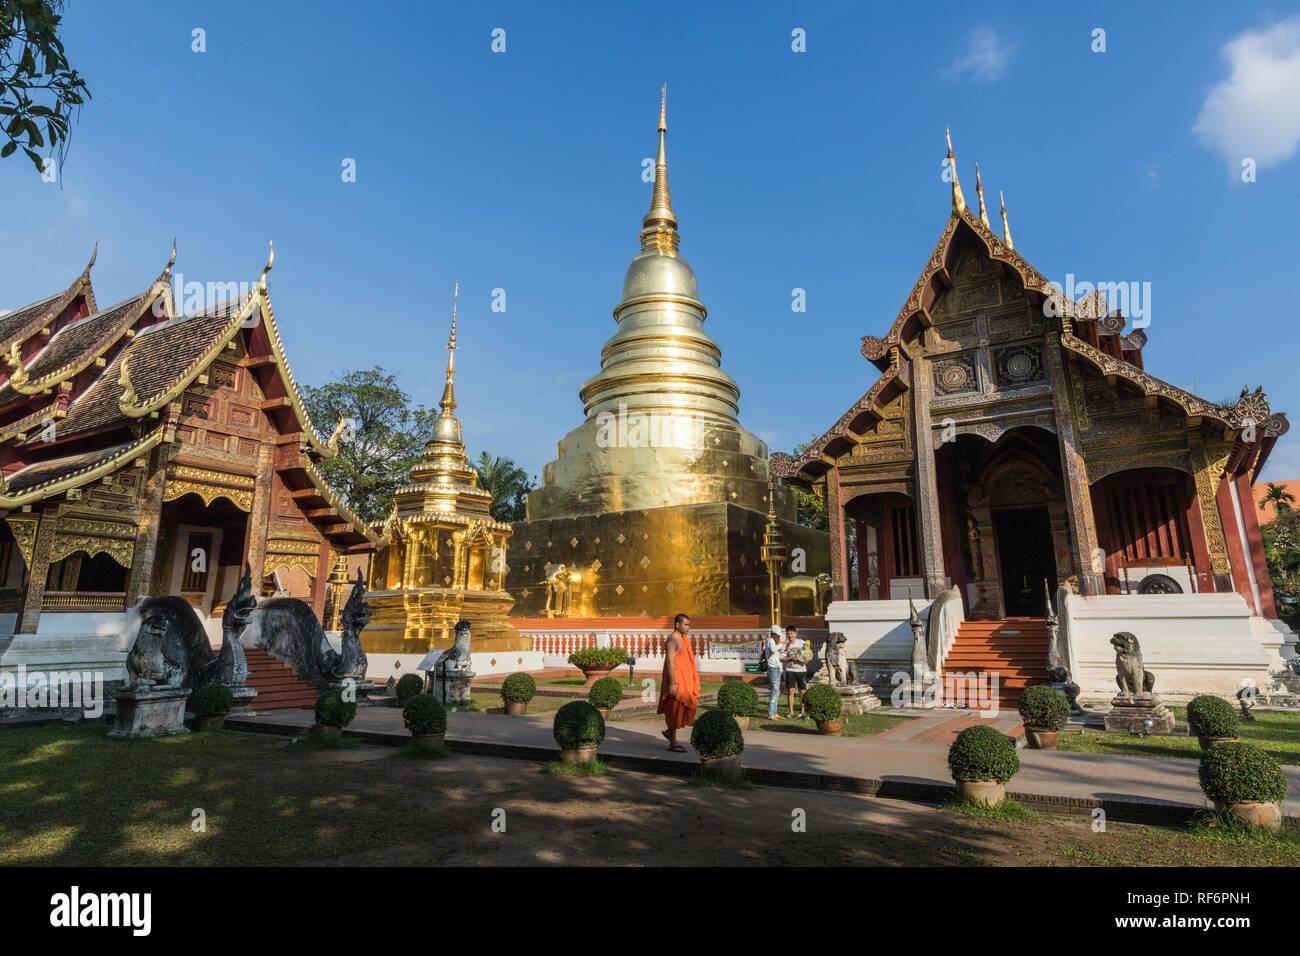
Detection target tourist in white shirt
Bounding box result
[765,625,785,719]
[782,624,809,719]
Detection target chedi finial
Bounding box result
[946,126,966,215]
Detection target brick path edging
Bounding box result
[223,717,1296,832]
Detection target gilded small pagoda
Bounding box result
[366,290,523,653]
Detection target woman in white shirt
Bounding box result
[765,624,785,719]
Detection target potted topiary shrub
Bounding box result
[189,683,234,732]
[1198,741,1287,831]
[690,709,745,781]
[715,680,760,730]
[403,693,448,750]
[804,683,844,735]
[567,646,628,686]
[396,672,424,706]
[1187,695,1240,749]
[1017,684,1070,749]
[553,700,605,763]
[313,689,357,741]
[947,724,1020,806]
[588,675,624,719]
[500,672,536,716]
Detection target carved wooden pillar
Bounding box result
[311,543,331,621]
[826,471,850,602]
[911,355,947,598]
[1189,434,1234,594]
[17,507,58,634]
[1045,342,1103,595]
[243,445,274,591]
[1237,473,1277,617]
[127,444,170,604]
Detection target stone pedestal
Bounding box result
[109,685,190,738]
[433,670,474,707]
[1104,693,1176,735]
[327,678,375,703]
[838,683,882,715]
[228,686,258,717]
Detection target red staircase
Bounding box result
[941,619,1050,714]
[243,647,319,711]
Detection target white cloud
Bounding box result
[1194,17,1300,169]
[947,27,1013,82]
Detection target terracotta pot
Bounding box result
[732,715,751,730]
[1214,800,1282,832]
[1198,735,1239,750]
[596,707,611,720]
[581,667,614,687]
[560,745,598,764]
[1024,727,1059,750]
[503,700,528,716]
[311,724,342,741]
[957,780,1006,806]
[195,714,225,732]
[412,733,446,751]
[816,717,844,736]
[700,754,742,782]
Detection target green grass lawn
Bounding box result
[1057,707,1300,765]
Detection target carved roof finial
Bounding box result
[946,126,966,215]
[84,242,98,274]
[258,240,274,293]
[117,355,137,407]
[975,163,990,229]
[162,239,177,281]
[1000,190,1013,250]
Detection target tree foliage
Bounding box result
[471,451,533,523]
[789,435,828,531]
[302,367,434,525]
[1262,504,1300,629]
[0,1,89,172]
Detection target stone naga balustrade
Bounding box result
[925,586,965,672]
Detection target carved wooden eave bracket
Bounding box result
[0,423,166,508]
[4,393,70,445]
[295,455,383,546]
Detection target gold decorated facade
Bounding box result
[367,292,525,653]
[508,88,829,617]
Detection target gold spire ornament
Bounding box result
[761,470,788,627]
[441,281,459,416]
[975,162,990,229]
[946,126,966,215]
[1000,190,1014,250]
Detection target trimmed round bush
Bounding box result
[803,683,843,722]
[403,693,447,737]
[588,675,624,710]
[314,690,357,729]
[947,725,1020,784]
[189,683,234,718]
[500,672,536,704]
[690,709,745,759]
[396,673,423,704]
[553,700,606,750]
[1017,684,1070,731]
[1198,742,1287,805]
[1187,695,1239,740]
[567,646,628,671]
[715,680,760,718]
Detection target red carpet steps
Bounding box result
[243,647,318,711]
[940,619,1050,714]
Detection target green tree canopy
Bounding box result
[789,436,828,531]
[302,367,434,524]
[472,451,533,523]
[1,1,89,172]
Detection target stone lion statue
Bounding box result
[814,572,833,616]
[441,619,473,673]
[1111,631,1156,696]
[126,596,218,690]
[821,632,849,684]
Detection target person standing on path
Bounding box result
[657,613,700,752]
[783,624,810,719]
[765,624,786,719]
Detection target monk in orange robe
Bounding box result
[657,613,700,751]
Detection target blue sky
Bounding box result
[3,1,1299,480]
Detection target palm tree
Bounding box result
[473,452,533,522]
[1260,482,1296,517]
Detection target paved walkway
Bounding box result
[226,705,1300,825]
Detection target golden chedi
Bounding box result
[367,290,524,653]
[510,87,828,618]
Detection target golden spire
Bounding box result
[946,126,966,215]
[1000,190,1014,250]
[440,282,458,415]
[640,83,679,251]
[258,240,274,293]
[975,163,990,229]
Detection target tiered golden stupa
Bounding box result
[367,288,524,652]
[509,87,829,618]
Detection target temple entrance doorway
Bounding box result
[992,506,1057,617]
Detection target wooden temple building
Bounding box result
[775,135,1289,626]
[0,244,378,646]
